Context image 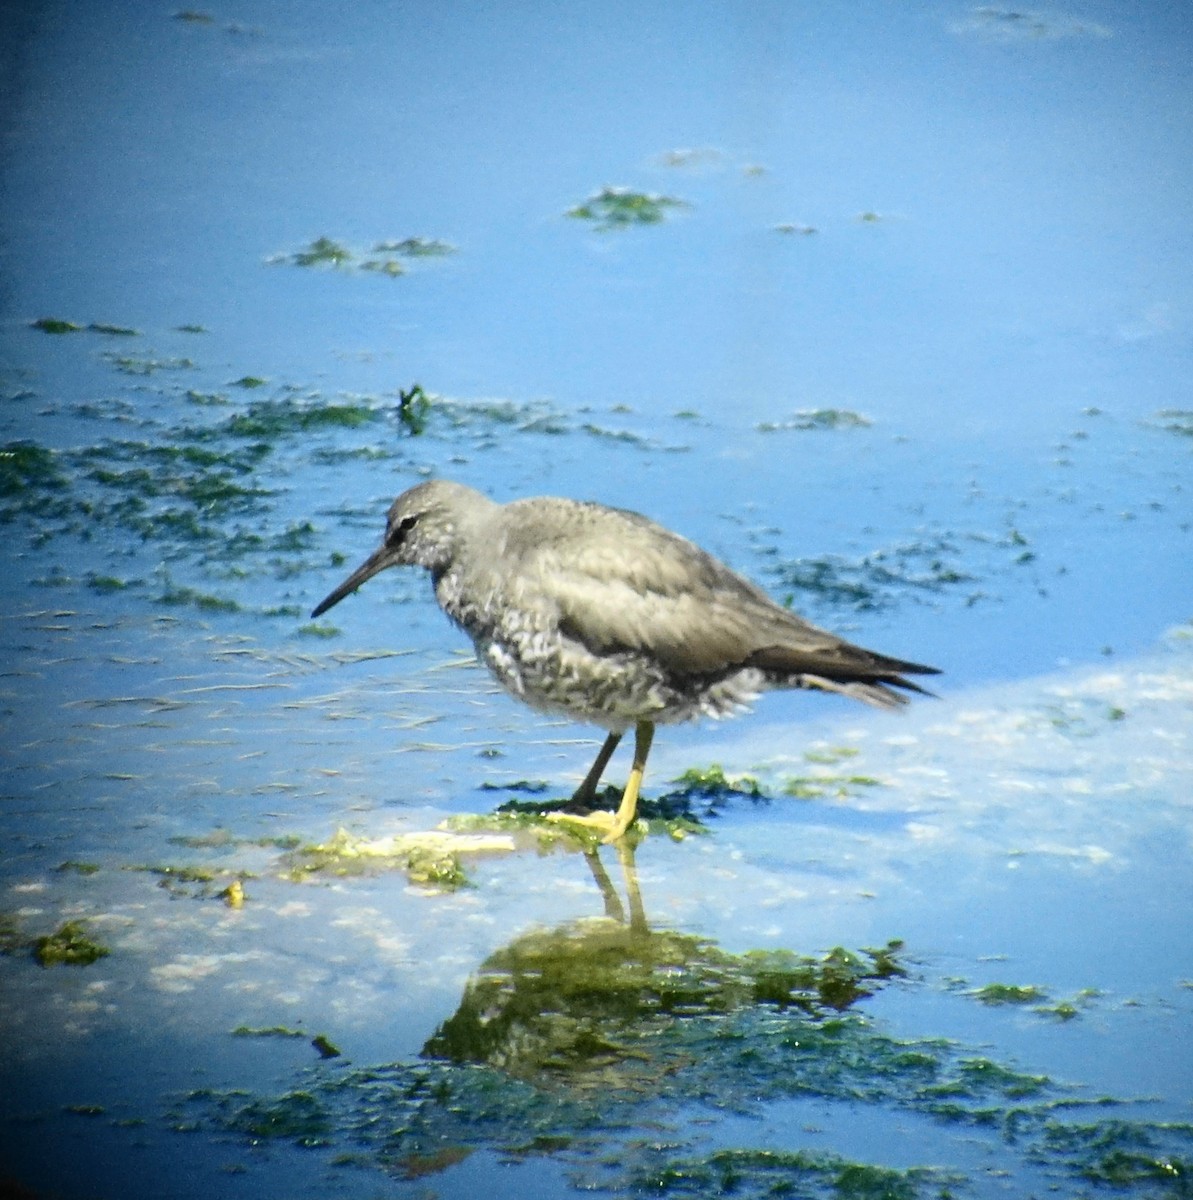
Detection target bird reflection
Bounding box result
[421,841,902,1086]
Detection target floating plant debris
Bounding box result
[566,186,689,230]
[268,234,455,276]
[33,920,111,967]
[757,408,871,432]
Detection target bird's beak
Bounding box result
[310,544,395,618]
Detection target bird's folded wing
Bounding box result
[534,531,880,679]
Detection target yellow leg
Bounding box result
[547,721,655,843]
[601,721,654,844]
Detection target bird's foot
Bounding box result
[545,809,635,844]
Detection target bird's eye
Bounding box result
[387,513,419,545]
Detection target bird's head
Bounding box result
[310,479,489,618]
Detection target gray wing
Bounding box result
[511,502,938,702]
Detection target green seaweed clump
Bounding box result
[222,1089,331,1146]
[311,1034,342,1059]
[745,943,906,1012]
[31,316,83,333]
[405,848,470,890]
[284,236,353,268]
[770,536,976,614]
[0,440,68,498]
[397,383,431,435]
[34,920,110,967]
[617,1147,939,1200]
[670,764,764,799]
[757,408,872,432]
[218,397,380,438]
[373,236,456,258]
[971,982,1049,1006]
[280,828,502,890]
[0,912,21,955]
[566,186,688,231]
[27,315,135,335]
[782,772,883,800]
[269,235,455,276]
[55,860,101,875]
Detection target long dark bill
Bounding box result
[310,545,394,618]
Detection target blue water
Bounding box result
[1,2,1191,1197]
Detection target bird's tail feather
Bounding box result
[798,673,934,710]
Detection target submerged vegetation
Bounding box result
[177,918,1192,1196]
[767,534,992,613]
[566,186,689,230]
[278,827,517,890]
[757,408,871,432]
[267,234,456,276]
[33,920,110,967]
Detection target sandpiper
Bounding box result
[312,480,939,841]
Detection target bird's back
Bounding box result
[448,495,936,718]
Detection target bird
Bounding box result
[311,480,939,842]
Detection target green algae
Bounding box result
[30,316,84,333]
[55,860,101,875]
[270,235,454,276]
[456,796,709,846]
[0,912,22,955]
[423,933,908,1072]
[566,186,689,231]
[86,573,137,593]
[216,1089,331,1146]
[769,535,980,613]
[31,316,138,336]
[757,408,872,432]
[971,982,1050,1006]
[167,829,302,852]
[430,394,570,437]
[374,236,456,257]
[33,920,110,967]
[446,806,609,851]
[671,764,764,800]
[459,756,881,846]
[397,383,431,434]
[803,745,861,764]
[154,582,242,613]
[0,440,68,498]
[217,397,380,437]
[405,848,470,889]
[232,1025,307,1039]
[1035,988,1101,1021]
[279,828,509,890]
[478,779,551,795]
[126,862,252,900]
[103,352,196,375]
[311,1034,342,1060]
[88,322,139,336]
[782,773,883,800]
[619,1148,940,1199]
[182,925,1193,1196]
[297,621,340,638]
[277,236,353,268]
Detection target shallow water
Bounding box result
[2,3,1191,1197]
